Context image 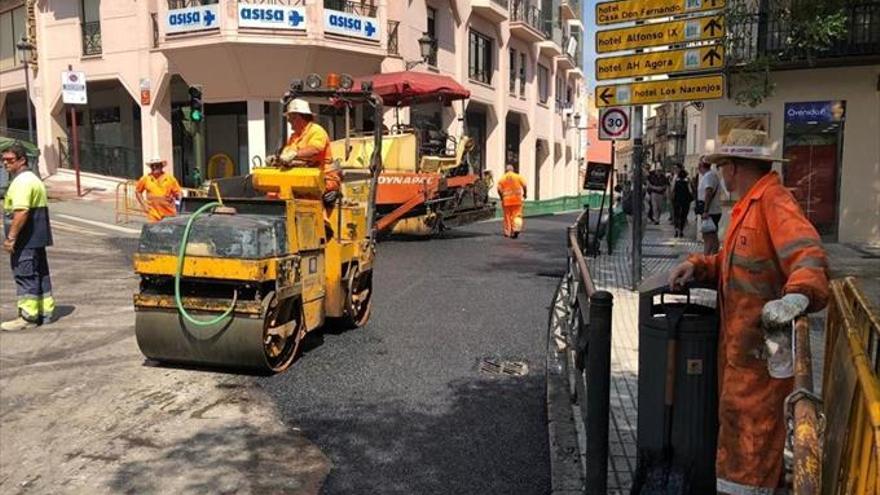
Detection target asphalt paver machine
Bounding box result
[133,80,382,373]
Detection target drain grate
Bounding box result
[479,358,529,377]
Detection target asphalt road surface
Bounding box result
[260,213,577,495]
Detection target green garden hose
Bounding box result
[175,201,238,326]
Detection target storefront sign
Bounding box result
[596,45,724,80]
[238,4,306,30]
[323,9,380,41]
[61,71,88,105]
[784,101,846,123]
[596,0,725,25]
[165,5,219,34]
[596,14,724,53]
[596,74,724,108]
[585,162,613,191]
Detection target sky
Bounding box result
[583,3,598,95]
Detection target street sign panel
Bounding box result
[596,45,724,80]
[585,162,613,191]
[596,14,724,53]
[61,71,87,105]
[595,74,725,108]
[596,0,726,25]
[599,107,632,140]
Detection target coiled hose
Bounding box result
[175,202,238,326]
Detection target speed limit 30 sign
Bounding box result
[599,107,631,141]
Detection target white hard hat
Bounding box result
[284,98,312,116]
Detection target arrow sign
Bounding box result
[704,17,723,36]
[596,0,726,25]
[600,87,614,106]
[702,47,723,66]
[596,14,725,53]
[596,46,726,80]
[595,74,725,108]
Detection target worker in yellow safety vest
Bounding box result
[135,159,182,223]
[497,165,527,238]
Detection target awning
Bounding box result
[353,71,470,107]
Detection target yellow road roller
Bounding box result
[133,83,382,373]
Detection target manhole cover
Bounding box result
[479,358,529,377]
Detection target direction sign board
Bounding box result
[596,45,724,80]
[599,107,632,140]
[596,0,726,25]
[61,71,87,105]
[595,74,725,108]
[596,14,724,53]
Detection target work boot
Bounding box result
[512,231,520,239]
[1,317,40,332]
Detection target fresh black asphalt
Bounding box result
[259,213,578,494]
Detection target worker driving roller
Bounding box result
[274,98,341,208]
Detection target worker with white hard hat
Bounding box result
[278,98,341,194]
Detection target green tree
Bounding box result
[726,0,849,107]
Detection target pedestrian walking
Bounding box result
[668,131,829,494]
[135,158,182,223]
[696,157,722,254]
[496,164,527,238]
[2,142,55,331]
[671,165,692,237]
[647,168,668,225]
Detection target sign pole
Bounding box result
[608,140,616,255]
[631,106,643,290]
[70,106,81,197]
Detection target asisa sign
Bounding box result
[238,5,306,30]
[323,9,380,41]
[165,5,219,34]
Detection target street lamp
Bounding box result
[405,32,436,70]
[16,35,35,145]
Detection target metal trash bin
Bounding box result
[634,271,719,494]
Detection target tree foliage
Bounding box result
[726,0,850,107]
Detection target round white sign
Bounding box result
[600,108,629,139]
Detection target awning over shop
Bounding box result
[354,71,470,107]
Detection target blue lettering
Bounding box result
[329,14,363,32]
[169,12,201,26]
[242,7,287,23]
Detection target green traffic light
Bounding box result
[191,109,202,122]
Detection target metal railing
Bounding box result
[81,21,102,56]
[167,0,219,8]
[324,0,377,17]
[151,13,159,48]
[548,208,614,493]
[58,137,143,180]
[728,1,880,65]
[509,0,543,35]
[387,20,399,56]
[239,0,305,4]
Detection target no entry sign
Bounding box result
[599,107,630,141]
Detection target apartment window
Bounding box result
[81,0,102,56]
[426,7,438,67]
[519,52,526,96]
[509,49,517,94]
[555,76,563,107]
[0,6,26,71]
[468,29,493,85]
[537,64,549,104]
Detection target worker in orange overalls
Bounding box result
[135,159,182,223]
[668,131,829,494]
[497,165,527,238]
[277,98,341,198]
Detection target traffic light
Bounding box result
[188,86,203,122]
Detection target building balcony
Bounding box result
[538,18,564,58]
[471,0,509,23]
[560,0,581,22]
[509,0,544,42]
[728,1,880,69]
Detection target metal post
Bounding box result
[70,106,82,197]
[791,316,822,494]
[22,59,34,145]
[608,140,616,254]
[631,106,644,290]
[586,290,613,493]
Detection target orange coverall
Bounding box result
[497,171,527,237]
[283,121,340,192]
[687,172,829,493]
[135,172,182,223]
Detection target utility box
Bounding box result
[636,271,720,494]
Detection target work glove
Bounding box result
[761,293,809,379]
[266,155,280,167]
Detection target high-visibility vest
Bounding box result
[498,172,526,206]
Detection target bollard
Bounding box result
[586,290,613,493]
